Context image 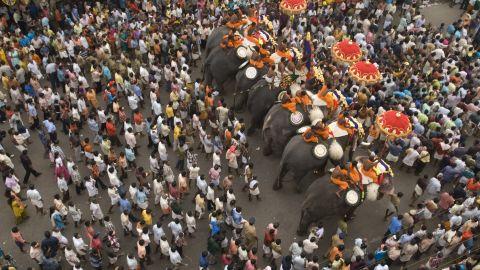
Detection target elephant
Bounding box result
[273,119,362,191]
[232,65,269,110]
[262,103,325,156]
[204,26,230,59]
[296,173,395,235]
[203,46,248,91]
[246,79,282,135]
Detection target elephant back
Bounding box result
[205,26,229,57]
[236,65,269,92]
[247,80,280,111]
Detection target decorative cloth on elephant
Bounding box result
[301,124,331,144]
[359,157,380,184]
[220,32,243,49]
[336,113,358,136]
[274,49,293,62]
[225,14,247,30]
[317,85,339,112]
[280,94,298,112]
[348,162,362,187]
[331,165,350,194]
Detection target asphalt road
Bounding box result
[0,3,465,270]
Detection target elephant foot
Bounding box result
[296,228,308,236]
[272,181,283,190]
[263,146,273,156]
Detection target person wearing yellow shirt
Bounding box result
[165,102,174,128]
[173,122,182,151]
[142,208,153,226]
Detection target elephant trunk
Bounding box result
[273,162,288,190]
[296,209,310,236]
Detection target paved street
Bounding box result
[0,3,466,269]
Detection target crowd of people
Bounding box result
[0,0,480,269]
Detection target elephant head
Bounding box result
[297,171,396,235]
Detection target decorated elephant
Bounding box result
[233,64,269,109]
[204,26,230,59]
[297,172,395,235]
[273,118,364,191]
[261,103,325,156]
[203,45,249,91]
[246,79,282,135]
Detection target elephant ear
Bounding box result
[328,140,344,161]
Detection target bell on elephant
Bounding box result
[236,46,248,59]
[344,189,361,207]
[289,111,304,126]
[245,66,258,80]
[312,144,327,159]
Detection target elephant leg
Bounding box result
[233,92,248,112]
[262,132,273,156]
[297,209,311,236]
[204,66,213,87]
[273,162,288,190]
[247,114,262,136]
[294,171,308,193]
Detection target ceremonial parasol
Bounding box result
[349,61,382,85]
[279,0,307,15]
[376,110,412,138]
[331,39,362,64]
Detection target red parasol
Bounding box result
[279,0,307,15]
[376,110,412,138]
[331,39,362,64]
[349,61,382,85]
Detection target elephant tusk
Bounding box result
[239,60,250,70]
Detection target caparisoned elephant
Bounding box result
[261,104,324,156]
[246,79,282,135]
[273,119,362,191]
[233,65,269,110]
[273,133,346,191]
[297,174,395,235]
[204,46,248,91]
[204,26,229,59]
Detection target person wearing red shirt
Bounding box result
[106,118,121,146]
[467,178,480,192]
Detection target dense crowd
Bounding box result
[0,0,480,270]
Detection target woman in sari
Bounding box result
[11,194,27,224]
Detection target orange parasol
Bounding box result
[331,39,363,64]
[279,0,307,15]
[348,61,382,85]
[376,110,412,138]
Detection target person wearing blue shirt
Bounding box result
[119,196,132,213]
[43,118,57,142]
[199,251,209,269]
[232,207,243,226]
[384,215,403,241]
[57,66,65,92]
[125,146,136,167]
[102,65,112,81]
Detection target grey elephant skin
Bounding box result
[246,79,282,135]
[261,104,310,156]
[273,134,350,191]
